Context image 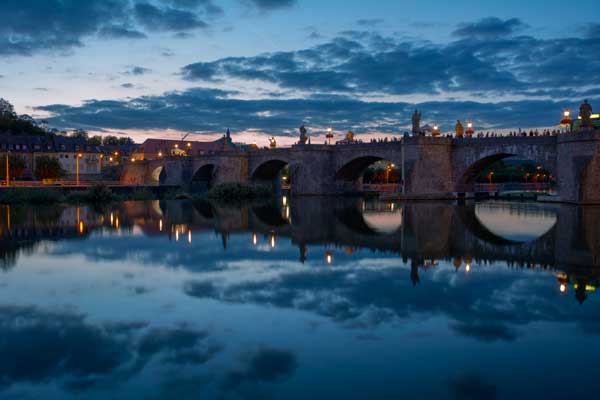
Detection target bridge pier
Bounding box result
[556,131,600,204]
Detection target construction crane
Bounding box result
[181,132,190,142]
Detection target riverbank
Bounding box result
[0,183,274,205]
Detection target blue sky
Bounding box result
[1,0,599,144]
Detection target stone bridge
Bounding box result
[122,130,600,204]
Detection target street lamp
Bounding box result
[386,163,395,184]
[488,171,494,184]
[76,153,83,185]
[560,109,572,132]
[466,121,474,136]
[432,124,440,137]
[326,128,334,144]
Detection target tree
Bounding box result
[88,135,103,146]
[102,135,134,145]
[0,154,27,180]
[34,156,66,180]
[0,98,16,119]
[70,129,88,139]
[0,98,46,136]
[102,135,119,145]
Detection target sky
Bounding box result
[1,0,599,144]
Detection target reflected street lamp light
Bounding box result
[5,149,9,187]
[76,153,83,185]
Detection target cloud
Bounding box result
[134,2,208,31]
[181,29,600,100]
[585,23,600,38]
[453,17,526,38]
[222,347,297,392]
[35,86,598,137]
[356,18,384,27]
[125,65,152,75]
[240,0,297,11]
[121,83,135,89]
[98,25,147,39]
[0,0,221,56]
[0,305,222,391]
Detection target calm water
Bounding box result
[0,198,599,399]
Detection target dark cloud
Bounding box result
[98,25,147,39]
[241,0,297,11]
[0,0,220,56]
[223,347,297,392]
[453,17,526,38]
[125,65,152,75]
[121,83,135,89]
[0,305,221,391]
[585,23,600,38]
[181,29,600,99]
[356,18,384,27]
[134,2,208,31]
[36,86,598,136]
[165,0,223,16]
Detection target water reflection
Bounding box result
[0,199,600,398]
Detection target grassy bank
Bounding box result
[0,183,273,205]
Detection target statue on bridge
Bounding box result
[411,110,421,135]
[579,99,593,129]
[298,125,308,145]
[455,120,464,138]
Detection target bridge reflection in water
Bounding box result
[0,198,599,304]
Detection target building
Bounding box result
[52,136,103,178]
[132,132,240,161]
[0,134,104,180]
[0,135,51,178]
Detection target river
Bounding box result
[0,198,599,399]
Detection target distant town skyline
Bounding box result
[1,0,599,144]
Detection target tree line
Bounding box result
[0,98,134,145]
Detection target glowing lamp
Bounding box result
[326,251,333,265]
[560,109,572,126]
[466,121,474,135]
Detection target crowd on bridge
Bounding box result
[330,128,565,146]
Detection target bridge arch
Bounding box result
[251,158,292,192]
[335,155,402,194]
[191,163,216,190]
[456,152,556,192]
[150,165,167,185]
[251,159,288,181]
[335,156,384,181]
